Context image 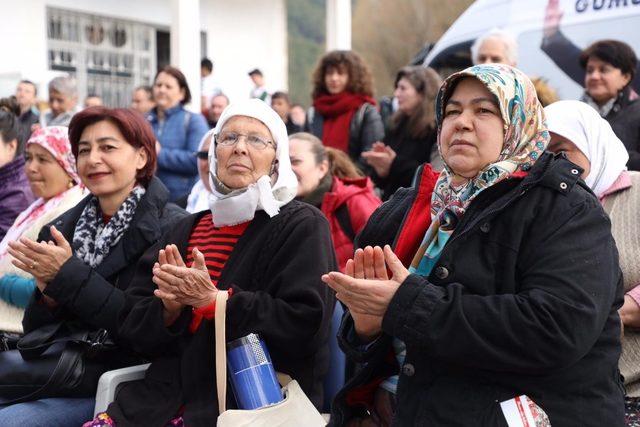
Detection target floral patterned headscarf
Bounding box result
[26,126,79,183]
[410,64,549,273]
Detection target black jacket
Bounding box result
[373,123,437,200]
[306,103,385,171]
[108,201,337,426]
[23,177,187,345]
[331,153,625,426]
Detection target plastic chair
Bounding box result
[93,363,149,416]
[94,303,347,417]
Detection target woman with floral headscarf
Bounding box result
[325,64,624,426]
[86,99,336,426]
[0,126,85,333]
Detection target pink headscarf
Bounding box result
[0,126,83,257]
[26,126,79,183]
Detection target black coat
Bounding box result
[306,103,385,172]
[108,201,337,426]
[373,123,437,200]
[23,177,187,347]
[331,153,625,426]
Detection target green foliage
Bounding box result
[287,0,325,106]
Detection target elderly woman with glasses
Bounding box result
[86,99,336,427]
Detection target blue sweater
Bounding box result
[0,274,35,308]
[148,105,209,201]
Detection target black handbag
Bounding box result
[0,321,115,404]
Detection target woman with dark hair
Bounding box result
[362,66,441,200]
[578,40,640,170]
[0,110,33,240]
[148,66,209,201]
[0,107,187,426]
[306,50,384,171]
[325,64,624,426]
[289,132,381,271]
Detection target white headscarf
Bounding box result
[186,129,214,213]
[545,100,629,197]
[208,99,298,227]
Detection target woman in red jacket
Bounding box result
[289,132,381,271]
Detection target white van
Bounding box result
[422,0,640,100]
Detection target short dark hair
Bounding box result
[86,93,101,99]
[201,58,213,72]
[154,66,192,105]
[69,107,157,186]
[134,85,153,100]
[248,68,263,77]
[19,80,37,96]
[271,91,290,104]
[0,104,20,156]
[580,39,637,82]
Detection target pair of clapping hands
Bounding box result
[152,245,217,324]
[322,245,409,342]
[361,142,396,178]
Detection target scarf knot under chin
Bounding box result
[73,186,146,268]
[313,92,376,152]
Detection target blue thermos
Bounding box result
[227,333,283,409]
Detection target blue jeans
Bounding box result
[0,397,95,427]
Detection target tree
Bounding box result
[353,0,473,97]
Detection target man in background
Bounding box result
[248,68,270,103]
[15,80,39,137]
[271,91,301,135]
[131,85,155,115]
[206,93,229,128]
[84,94,103,108]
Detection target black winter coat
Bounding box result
[108,201,337,426]
[331,153,625,426]
[23,177,187,350]
[306,103,385,171]
[373,123,437,200]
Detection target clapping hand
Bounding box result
[8,225,73,289]
[152,245,217,309]
[322,245,410,341]
[361,142,396,178]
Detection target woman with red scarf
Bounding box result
[306,50,384,172]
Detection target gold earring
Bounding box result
[68,181,74,189]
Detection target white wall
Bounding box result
[0,0,288,106]
[200,0,288,103]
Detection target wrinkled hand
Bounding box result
[543,0,563,38]
[323,245,409,319]
[620,294,640,329]
[153,246,217,308]
[362,143,396,178]
[154,245,187,316]
[8,226,72,286]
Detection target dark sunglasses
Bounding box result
[196,151,208,160]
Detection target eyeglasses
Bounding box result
[196,151,208,160]
[215,132,275,150]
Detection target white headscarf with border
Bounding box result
[207,99,298,227]
[545,100,629,197]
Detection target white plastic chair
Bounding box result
[93,363,149,416]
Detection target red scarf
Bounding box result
[313,92,376,152]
